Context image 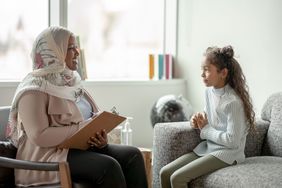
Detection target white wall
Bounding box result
[0,79,186,148]
[177,0,282,115]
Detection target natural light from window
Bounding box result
[0,0,48,80]
[68,0,164,80]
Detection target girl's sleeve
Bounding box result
[18,91,81,147]
[200,100,246,149]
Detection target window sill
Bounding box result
[0,79,185,87]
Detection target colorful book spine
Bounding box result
[149,54,154,80]
[149,53,174,80]
[158,54,164,79]
[165,54,173,79]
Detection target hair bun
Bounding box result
[220,45,234,59]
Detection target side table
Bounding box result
[139,147,152,188]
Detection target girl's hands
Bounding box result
[190,112,208,129]
[196,113,208,129]
[190,114,199,129]
[88,129,108,149]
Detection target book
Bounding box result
[58,111,126,150]
[158,54,164,79]
[149,54,154,80]
[165,54,173,79]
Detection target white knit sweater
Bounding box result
[193,84,248,164]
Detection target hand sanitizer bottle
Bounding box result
[121,117,133,145]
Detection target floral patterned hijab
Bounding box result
[6,26,83,147]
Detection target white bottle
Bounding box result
[121,117,133,145]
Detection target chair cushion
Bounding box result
[190,156,282,188]
[0,141,17,187]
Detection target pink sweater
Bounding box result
[15,90,98,186]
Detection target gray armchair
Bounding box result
[153,92,282,188]
[0,106,91,188]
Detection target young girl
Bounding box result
[160,45,255,188]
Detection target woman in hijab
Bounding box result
[6,26,148,188]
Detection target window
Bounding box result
[0,0,49,80]
[68,0,164,80]
[0,0,176,81]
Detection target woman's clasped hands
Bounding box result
[190,112,208,129]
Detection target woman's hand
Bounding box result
[196,112,208,129]
[88,129,108,149]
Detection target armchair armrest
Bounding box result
[0,157,72,188]
[153,121,201,188]
[245,119,270,157]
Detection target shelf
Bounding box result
[0,79,186,88]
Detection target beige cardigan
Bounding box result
[15,90,98,186]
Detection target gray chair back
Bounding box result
[261,92,282,157]
[0,106,10,141]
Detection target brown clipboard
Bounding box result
[58,111,126,150]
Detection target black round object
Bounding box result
[150,95,193,127]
